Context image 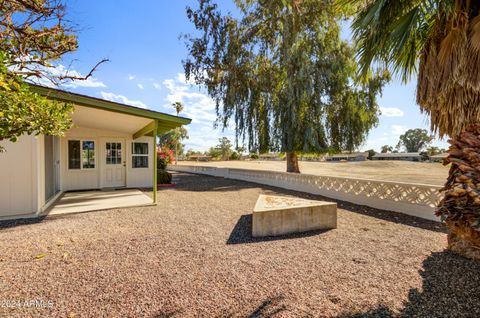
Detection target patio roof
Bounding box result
[29,84,191,134]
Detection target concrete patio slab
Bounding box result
[45,189,153,216]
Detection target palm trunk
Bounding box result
[286,152,300,173]
[436,124,480,260]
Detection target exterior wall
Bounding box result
[60,127,153,191]
[0,135,40,218]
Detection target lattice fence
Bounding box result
[168,165,442,221]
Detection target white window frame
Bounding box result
[67,139,97,171]
[131,142,149,169]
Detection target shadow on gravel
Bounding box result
[247,296,287,317]
[0,216,47,230]
[337,251,480,318]
[227,214,332,245]
[173,172,446,234]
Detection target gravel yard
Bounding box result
[1,172,479,317]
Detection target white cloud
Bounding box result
[392,125,407,135]
[128,75,136,80]
[153,82,161,90]
[380,107,404,117]
[137,83,144,90]
[161,72,236,151]
[100,92,147,109]
[162,73,217,124]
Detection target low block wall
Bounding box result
[167,165,443,221]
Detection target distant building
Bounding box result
[429,153,449,162]
[372,152,422,161]
[325,152,369,162]
[188,155,212,162]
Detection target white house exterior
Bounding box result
[372,152,422,161]
[0,85,190,220]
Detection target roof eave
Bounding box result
[29,84,192,126]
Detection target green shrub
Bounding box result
[157,170,172,184]
[250,153,259,159]
[230,151,240,160]
[157,156,169,170]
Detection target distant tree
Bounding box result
[397,129,432,152]
[426,146,441,156]
[158,127,188,157]
[206,146,222,159]
[172,102,184,116]
[380,145,393,153]
[171,102,186,163]
[217,137,233,160]
[184,0,388,173]
[366,149,376,160]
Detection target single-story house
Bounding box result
[429,152,449,162]
[325,152,369,162]
[0,84,191,220]
[372,152,422,161]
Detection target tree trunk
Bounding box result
[436,124,480,260]
[286,152,300,173]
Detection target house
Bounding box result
[372,152,422,161]
[429,153,449,162]
[325,152,369,162]
[189,155,212,162]
[0,85,191,220]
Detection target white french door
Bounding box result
[104,140,126,188]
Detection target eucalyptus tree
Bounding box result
[346,0,480,258]
[183,0,388,173]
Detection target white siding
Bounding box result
[0,136,39,217]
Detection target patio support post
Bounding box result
[153,120,158,204]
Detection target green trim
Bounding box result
[29,84,191,126]
[153,121,158,205]
[133,121,156,140]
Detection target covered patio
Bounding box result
[43,189,153,216]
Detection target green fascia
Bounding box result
[133,121,156,140]
[29,84,191,126]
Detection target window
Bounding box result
[68,140,95,170]
[68,140,81,169]
[106,142,122,165]
[132,142,149,168]
[82,141,95,169]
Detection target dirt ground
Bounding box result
[1,172,478,317]
[178,160,449,186]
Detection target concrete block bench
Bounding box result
[252,195,337,237]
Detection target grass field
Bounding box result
[178,160,449,186]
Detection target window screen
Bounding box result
[132,142,149,168]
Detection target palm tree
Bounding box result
[172,102,184,165]
[347,0,480,259]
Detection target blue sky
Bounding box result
[52,0,448,152]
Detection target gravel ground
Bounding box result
[177,160,448,186]
[1,172,479,318]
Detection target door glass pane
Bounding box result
[106,142,122,165]
[68,140,81,169]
